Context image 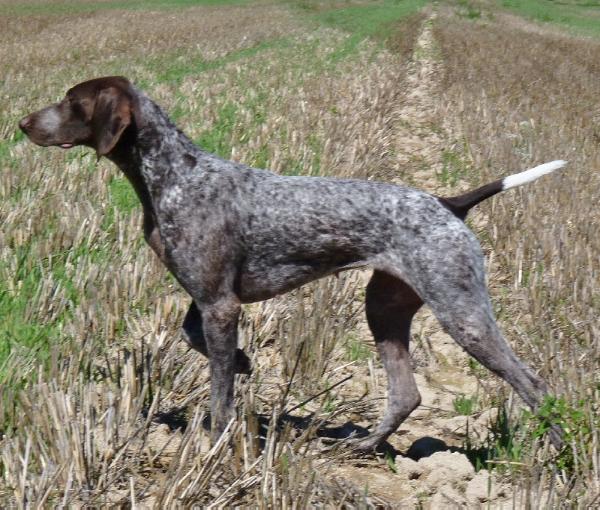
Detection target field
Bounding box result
[1,0,599,507]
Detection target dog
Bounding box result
[19,76,566,451]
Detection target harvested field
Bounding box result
[1,0,598,507]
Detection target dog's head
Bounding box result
[19,76,134,158]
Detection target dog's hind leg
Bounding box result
[353,270,423,452]
[182,301,251,375]
[433,300,562,448]
[409,243,563,449]
[437,305,562,449]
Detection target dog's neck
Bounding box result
[107,89,203,209]
[106,89,205,248]
[112,91,198,181]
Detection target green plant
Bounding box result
[312,0,429,62]
[500,0,600,37]
[437,147,469,187]
[453,393,478,415]
[344,333,372,362]
[196,101,238,158]
[467,358,487,379]
[463,404,526,473]
[525,395,595,472]
[457,0,482,19]
[385,451,397,473]
[322,392,337,413]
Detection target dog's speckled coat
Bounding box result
[19,77,563,451]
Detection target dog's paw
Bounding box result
[349,437,379,456]
[347,434,397,458]
[234,348,252,375]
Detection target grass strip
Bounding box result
[500,0,600,37]
[309,0,429,62]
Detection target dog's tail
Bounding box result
[439,160,567,220]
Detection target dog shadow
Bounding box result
[153,406,370,438]
[153,407,390,453]
[152,407,489,467]
[403,435,497,470]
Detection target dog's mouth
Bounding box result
[21,134,75,149]
[34,141,75,149]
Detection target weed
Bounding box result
[344,333,372,363]
[385,451,398,473]
[463,404,526,473]
[1,1,423,504]
[108,175,138,214]
[151,37,291,87]
[2,0,598,506]
[311,0,429,61]
[435,8,600,501]
[3,0,250,16]
[437,146,470,187]
[322,392,337,413]
[525,395,596,472]
[457,0,482,19]
[196,101,238,158]
[453,394,478,416]
[467,358,487,379]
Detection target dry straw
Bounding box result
[1,1,598,507]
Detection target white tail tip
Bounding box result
[502,160,568,190]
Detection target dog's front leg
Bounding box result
[200,296,241,442]
[182,301,251,374]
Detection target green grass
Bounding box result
[500,0,600,36]
[0,155,136,378]
[437,146,470,187]
[344,334,372,362]
[456,0,482,19]
[196,101,238,157]
[310,0,429,61]
[0,290,58,370]
[312,0,428,37]
[108,176,139,214]
[148,37,292,88]
[453,393,478,415]
[463,405,526,473]
[0,4,295,375]
[0,250,64,377]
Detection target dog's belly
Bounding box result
[235,256,368,303]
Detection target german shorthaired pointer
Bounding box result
[20,76,566,451]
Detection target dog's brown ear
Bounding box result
[91,87,131,158]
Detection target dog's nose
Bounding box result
[19,116,32,132]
